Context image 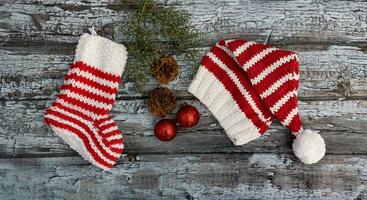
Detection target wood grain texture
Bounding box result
[0,99,366,157]
[1,45,367,100]
[0,154,366,200]
[1,0,367,100]
[0,0,367,199]
[1,0,367,45]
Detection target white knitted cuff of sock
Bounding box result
[74,33,128,76]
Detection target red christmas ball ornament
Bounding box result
[154,119,177,141]
[176,105,200,128]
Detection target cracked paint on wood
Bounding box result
[0,154,366,199]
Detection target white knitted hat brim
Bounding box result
[188,66,261,145]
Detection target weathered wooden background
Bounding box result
[1,0,367,199]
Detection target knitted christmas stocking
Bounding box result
[44,30,127,170]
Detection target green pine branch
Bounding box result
[121,0,203,91]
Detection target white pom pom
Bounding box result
[292,129,326,164]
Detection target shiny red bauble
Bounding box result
[176,105,200,128]
[154,119,177,141]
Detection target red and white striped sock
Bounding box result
[44,31,127,170]
[189,39,326,164]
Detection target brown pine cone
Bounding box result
[152,55,179,84]
[147,87,177,117]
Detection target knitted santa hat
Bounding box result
[44,28,127,170]
[189,39,326,164]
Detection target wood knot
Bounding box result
[31,14,49,31]
[336,79,352,99]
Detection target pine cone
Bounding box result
[152,55,179,84]
[147,87,177,117]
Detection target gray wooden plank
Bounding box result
[0,154,366,200]
[1,0,366,100]
[0,99,366,157]
[1,0,367,45]
[1,45,366,100]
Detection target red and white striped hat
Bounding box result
[189,39,326,164]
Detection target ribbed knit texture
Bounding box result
[44,33,127,170]
[189,39,303,145]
